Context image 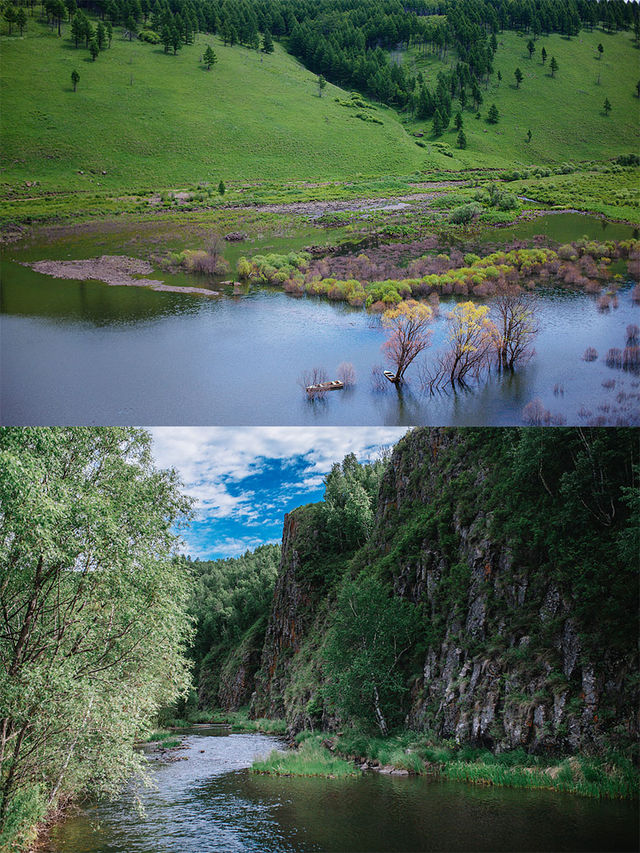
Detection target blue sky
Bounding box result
[150,428,410,560]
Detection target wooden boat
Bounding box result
[383,370,397,383]
[306,379,344,393]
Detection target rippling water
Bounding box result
[48,730,639,853]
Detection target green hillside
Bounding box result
[1,20,638,214]
[404,29,640,168]
[0,23,422,193]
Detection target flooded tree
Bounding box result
[427,301,496,389]
[491,282,538,370]
[381,300,433,384]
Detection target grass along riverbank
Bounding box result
[251,730,639,799]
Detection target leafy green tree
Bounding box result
[203,44,217,69]
[261,29,273,53]
[322,453,386,551]
[527,38,535,59]
[550,55,558,77]
[89,36,99,60]
[541,46,547,64]
[317,74,326,97]
[603,97,611,115]
[218,180,225,195]
[323,575,419,735]
[487,103,499,123]
[457,128,467,148]
[514,66,523,88]
[0,428,193,842]
[71,68,79,91]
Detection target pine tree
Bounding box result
[457,128,467,148]
[71,12,83,46]
[218,180,225,195]
[71,68,80,91]
[597,43,603,60]
[527,39,535,59]
[514,67,523,88]
[203,44,217,70]
[487,103,499,124]
[541,46,547,64]
[261,29,273,53]
[15,6,26,34]
[432,109,443,136]
[96,20,106,50]
[550,56,558,77]
[4,4,16,35]
[454,111,463,131]
[89,37,99,60]
[603,97,611,115]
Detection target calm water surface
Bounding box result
[2,214,638,425]
[47,730,639,853]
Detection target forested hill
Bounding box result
[3,0,640,194]
[196,428,638,759]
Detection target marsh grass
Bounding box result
[252,735,358,777]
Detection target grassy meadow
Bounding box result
[0,21,422,193]
[1,19,638,228]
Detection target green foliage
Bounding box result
[188,544,280,671]
[0,428,193,844]
[450,202,482,224]
[323,575,420,734]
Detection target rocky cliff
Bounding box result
[250,428,638,755]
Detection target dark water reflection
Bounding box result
[47,731,638,853]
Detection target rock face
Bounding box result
[251,509,323,720]
[252,428,638,754]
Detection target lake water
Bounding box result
[2,214,638,425]
[46,729,639,853]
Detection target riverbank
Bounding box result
[2,163,638,236]
[251,731,639,800]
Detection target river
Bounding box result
[46,729,639,853]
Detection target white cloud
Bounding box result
[150,427,409,526]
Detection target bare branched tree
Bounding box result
[491,281,538,370]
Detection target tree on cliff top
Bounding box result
[0,428,193,847]
[323,575,419,735]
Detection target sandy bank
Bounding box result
[26,255,219,297]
